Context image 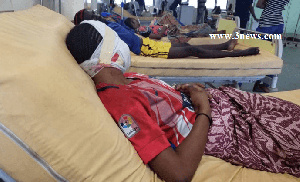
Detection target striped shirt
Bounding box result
[259,0,290,27]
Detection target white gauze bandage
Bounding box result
[79,20,131,77]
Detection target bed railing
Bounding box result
[237,28,283,91]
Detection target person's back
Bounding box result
[73,9,142,55]
[105,21,142,55]
[257,0,290,34]
[259,0,289,27]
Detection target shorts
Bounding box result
[256,24,284,34]
[140,37,171,59]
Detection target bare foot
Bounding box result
[227,38,238,51]
[227,28,239,51]
[242,47,260,56]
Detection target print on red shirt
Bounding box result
[118,114,140,138]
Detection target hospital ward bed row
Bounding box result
[126,14,283,91]
[111,5,283,90]
[0,5,298,182]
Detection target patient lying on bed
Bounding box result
[124,17,224,41]
[74,9,259,59]
[124,16,226,44]
[65,21,300,182]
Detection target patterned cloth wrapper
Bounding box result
[205,86,300,177]
[157,12,180,27]
[180,24,215,37]
[157,12,216,42]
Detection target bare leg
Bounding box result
[168,45,259,59]
[188,30,226,38]
[193,39,238,50]
[171,39,238,51]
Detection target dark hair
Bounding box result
[66,23,103,64]
[74,9,85,25]
[124,18,135,30]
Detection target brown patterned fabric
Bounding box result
[156,12,214,42]
[205,87,300,177]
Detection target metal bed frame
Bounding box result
[0,168,15,182]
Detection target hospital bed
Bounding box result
[128,15,283,91]
[0,6,299,182]
[220,15,283,91]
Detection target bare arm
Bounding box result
[256,0,268,9]
[249,5,259,22]
[148,84,212,182]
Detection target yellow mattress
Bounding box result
[263,89,300,104]
[0,5,299,182]
[217,17,238,34]
[128,39,283,77]
[127,16,283,78]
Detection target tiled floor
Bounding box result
[240,45,300,93]
[276,45,300,91]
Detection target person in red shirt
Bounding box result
[97,71,211,164]
[66,20,212,181]
[65,20,300,180]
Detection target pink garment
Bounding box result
[138,25,168,36]
[149,25,168,35]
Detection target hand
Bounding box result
[175,83,212,116]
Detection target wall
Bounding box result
[0,0,31,11]
[1,0,12,11]
[282,0,300,35]
[0,0,84,20]
[61,0,84,20]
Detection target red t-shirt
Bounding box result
[96,73,197,164]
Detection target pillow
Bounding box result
[0,5,156,181]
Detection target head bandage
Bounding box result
[79,20,131,77]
